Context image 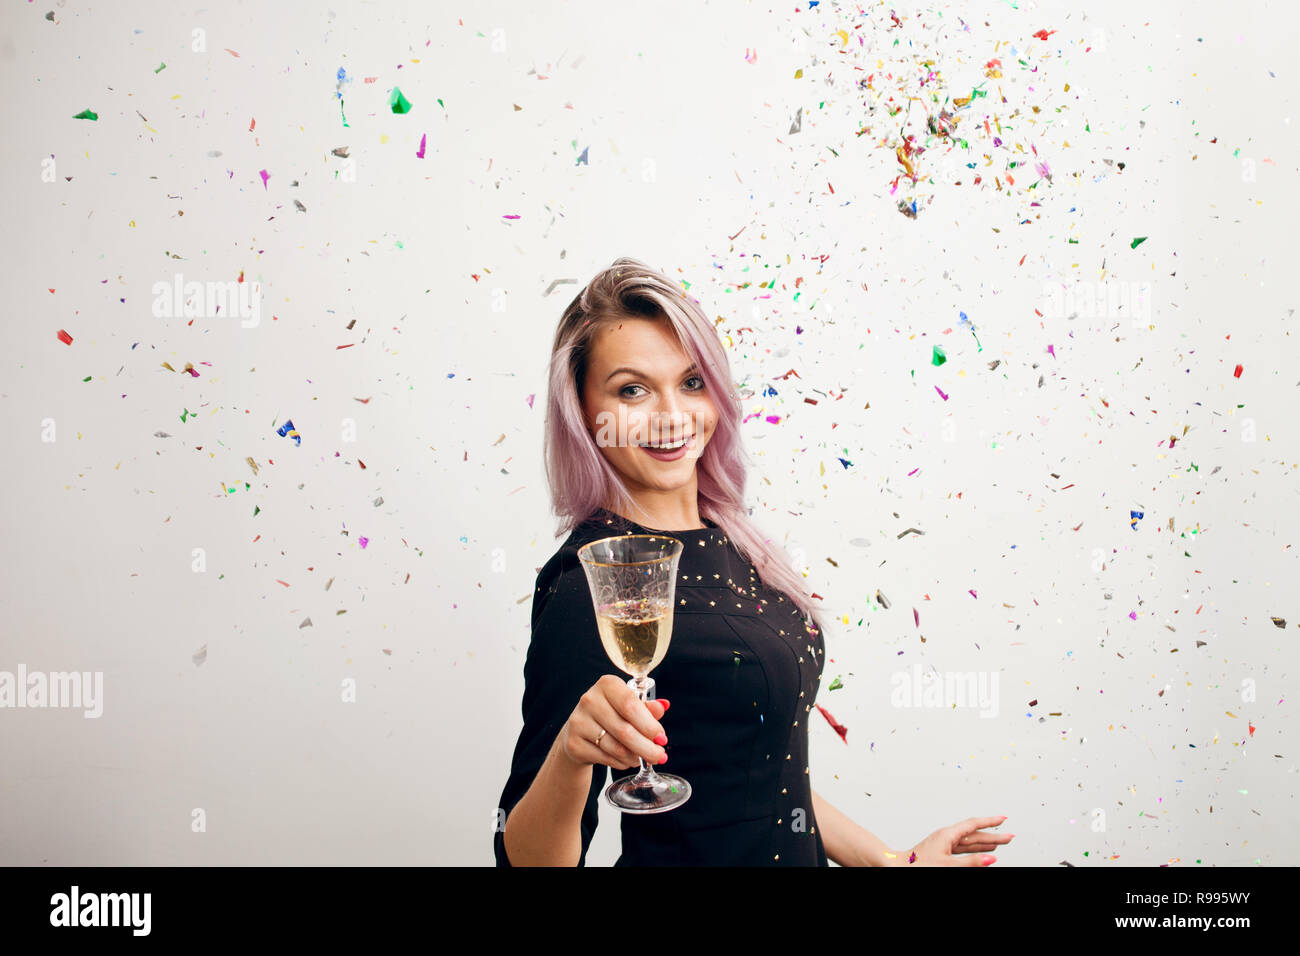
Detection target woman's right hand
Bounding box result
[560,674,669,771]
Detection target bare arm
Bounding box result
[502,677,669,866]
[502,734,595,867]
[811,787,901,867]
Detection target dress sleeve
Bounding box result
[494,549,619,866]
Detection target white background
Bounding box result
[0,0,1295,865]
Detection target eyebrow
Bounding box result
[605,362,699,383]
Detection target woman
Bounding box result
[494,256,1014,866]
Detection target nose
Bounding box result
[649,398,691,437]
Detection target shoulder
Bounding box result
[531,514,613,627]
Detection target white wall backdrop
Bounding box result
[0,0,1295,865]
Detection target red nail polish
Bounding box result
[653,733,668,746]
[657,754,667,765]
[659,698,671,711]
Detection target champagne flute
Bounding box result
[577,533,691,813]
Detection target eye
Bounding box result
[618,376,704,399]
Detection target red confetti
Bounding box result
[1233,363,1243,378]
[1032,29,1057,40]
[816,704,848,744]
[57,329,73,345]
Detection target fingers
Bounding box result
[566,710,640,770]
[952,816,1008,840]
[596,676,667,742]
[593,724,642,770]
[956,832,1015,853]
[591,676,667,766]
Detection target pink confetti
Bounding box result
[416,133,427,158]
[259,169,269,189]
[934,385,949,401]
[358,536,369,549]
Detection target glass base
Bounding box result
[604,674,691,812]
[605,770,692,814]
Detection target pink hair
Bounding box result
[543,255,826,639]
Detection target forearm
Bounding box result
[502,733,595,866]
[810,787,901,867]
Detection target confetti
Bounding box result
[389,87,413,113]
[815,704,848,744]
[276,419,301,446]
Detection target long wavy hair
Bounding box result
[543,255,826,640]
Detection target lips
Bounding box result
[637,434,696,461]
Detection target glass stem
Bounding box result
[630,675,659,783]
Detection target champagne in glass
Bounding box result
[595,597,673,678]
[578,533,691,813]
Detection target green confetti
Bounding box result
[73,108,98,121]
[389,87,413,113]
[82,374,92,381]
[154,62,166,74]
[1130,236,1148,249]
[828,675,843,691]
[932,344,947,367]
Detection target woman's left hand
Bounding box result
[896,816,1015,866]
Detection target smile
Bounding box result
[637,435,692,449]
[637,434,696,460]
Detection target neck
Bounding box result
[601,496,705,532]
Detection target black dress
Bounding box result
[494,507,829,866]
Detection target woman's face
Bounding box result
[580,316,718,499]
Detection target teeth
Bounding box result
[641,437,688,449]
